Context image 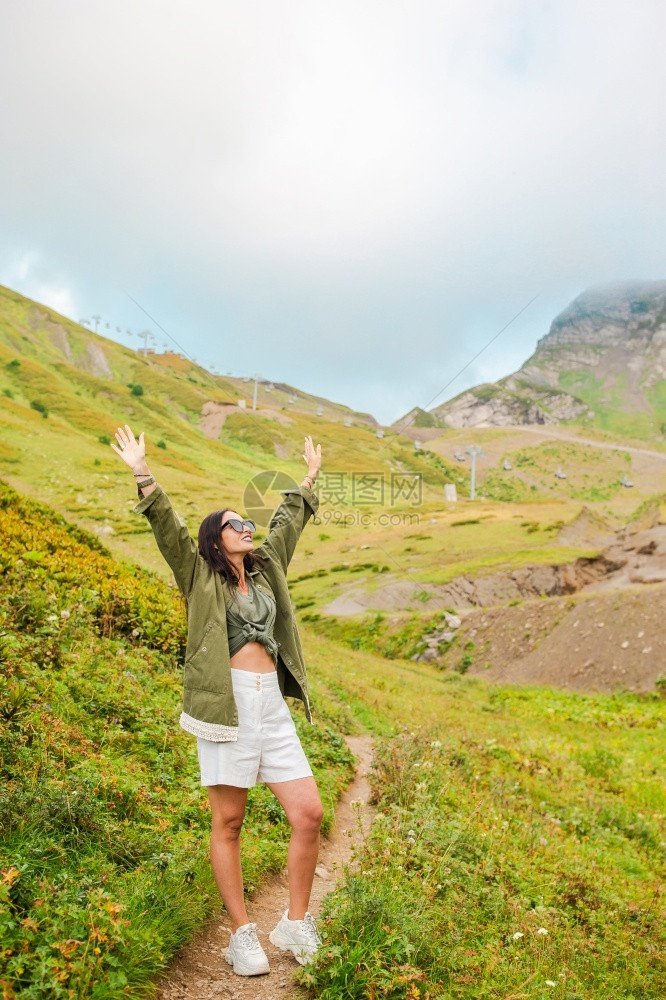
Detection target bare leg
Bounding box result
[266,776,324,920]
[207,784,249,931]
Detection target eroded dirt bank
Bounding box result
[446,584,666,694]
[324,521,666,616]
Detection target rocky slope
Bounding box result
[400,281,666,436]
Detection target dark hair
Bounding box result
[197,508,266,591]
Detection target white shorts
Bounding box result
[196,668,313,788]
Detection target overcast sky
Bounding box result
[2,1,665,425]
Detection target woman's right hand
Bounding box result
[110,424,148,474]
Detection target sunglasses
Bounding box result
[221,518,256,533]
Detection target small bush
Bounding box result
[30,399,48,418]
[156,440,167,449]
[98,434,111,445]
[129,383,144,397]
[457,652,474,673]
[5,359,20,370]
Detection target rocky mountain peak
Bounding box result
[414,280,666,436]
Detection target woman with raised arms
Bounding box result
[112,425,323,977]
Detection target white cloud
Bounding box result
[2,252,78,320]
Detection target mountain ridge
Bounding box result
[393,280,666,440]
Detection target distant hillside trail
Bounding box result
[154,735,374,1000]
[513,424,666,460]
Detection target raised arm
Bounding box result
[111,424,200,596]
[255,434,322,574]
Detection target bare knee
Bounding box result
[212,813,245,843]
[292,799,324,836]
[207,785,248,844]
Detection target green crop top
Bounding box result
[226,579,279,664]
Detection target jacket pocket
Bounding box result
[184,620,229,695]
[185,619,220,664]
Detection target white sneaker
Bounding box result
[225,922,270,976]
[269,910,322,965]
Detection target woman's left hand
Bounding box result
[303,434,322,477]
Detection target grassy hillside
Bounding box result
[0,481,355,999]
[301,643,666,999]
[0,285,467,581]
[5,283,666,673]
[423,424,666,520]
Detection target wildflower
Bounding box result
[47,614,58,622]
[430,740,442,748]
[407,830,415,837]
[60,609,70,619]
[545,981,556,987]
[537,927,548,936]
[512,932,524,940]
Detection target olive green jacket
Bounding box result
[134,483,319,741]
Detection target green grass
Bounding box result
[297,641,666,1000]
[500,440,632,503]
[557,369,661,440]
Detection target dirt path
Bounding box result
[154,735,374,1000]
[508,423,666,460]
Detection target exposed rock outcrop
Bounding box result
[81,341,113,379]
[403,281,666,431]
